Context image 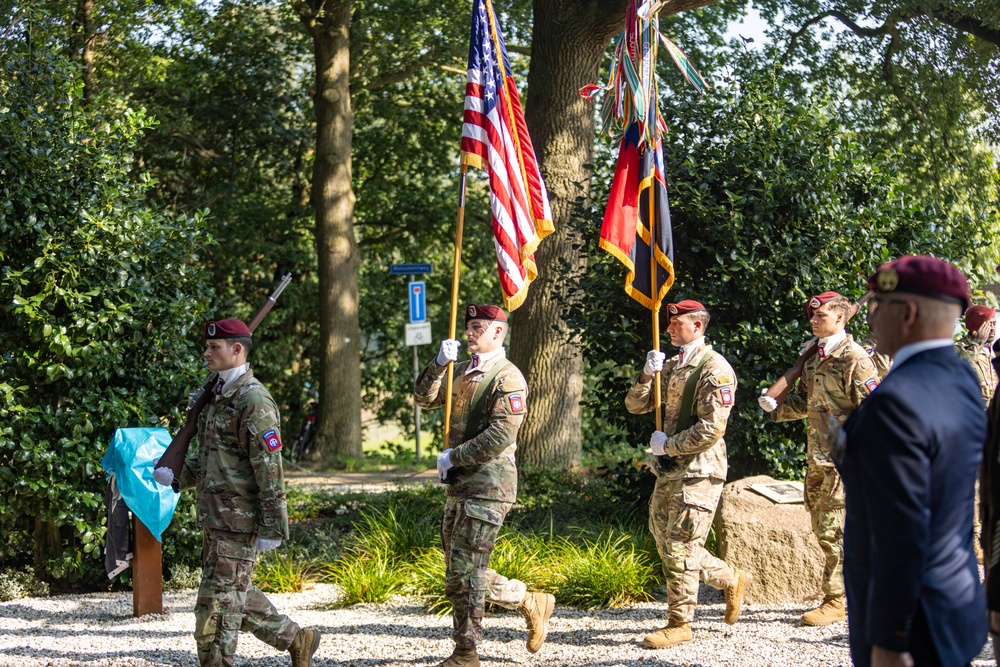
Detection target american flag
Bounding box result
[460,0,552,311]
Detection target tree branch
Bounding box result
[786,9,893,55]
[929,8,1000,47]
[882,29,926,122]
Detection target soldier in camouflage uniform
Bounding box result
[859,334,891,380]
[955,304,996,565]
[759,292,879,627]
[955,305,997,406]
[625,300,750,649]
[153,319,320,667]
[414,304,555,667]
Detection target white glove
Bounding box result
[758,389,778,413]
[152,466,174,487]
[437,448,454,482]
[256,538,281,552]
[643,350,666,376]
[436,339,460,365]
[650,431,668,456]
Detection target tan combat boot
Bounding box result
[724,569,751,625]
[517,591,555,653]
[288,627,321,667]
[435,645,480,667]
[801,596,847,626]
[642,621,693,649]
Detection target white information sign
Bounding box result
[405,322,432,346]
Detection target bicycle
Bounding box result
[286,384,318,466]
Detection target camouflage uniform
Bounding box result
[625,342,738,624]
[772,335,878,599]
[414,351,528,648]
[955,336,997,407]
[178,370,297,667]
[955,334,995,562]
[859,335,892,380]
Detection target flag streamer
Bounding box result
[580,0,707,311]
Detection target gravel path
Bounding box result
[1,584,993,666]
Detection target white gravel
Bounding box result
[1,584,993,666]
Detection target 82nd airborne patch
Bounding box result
[864,378,879,393]
[263,429,282,451]
[720,387,733,405]
[508,394,525,413]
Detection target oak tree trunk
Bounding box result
[510,0,624,468]
[296,0,363,463]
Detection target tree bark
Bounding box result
[514,0,718,468]
[512,0,624,468]
[72,0,96,105]
[296,0,363,463]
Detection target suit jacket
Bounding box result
[838,346,986,667]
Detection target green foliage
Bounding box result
[312,469,665,611]
[163,562,202,592]
[541,532,657,610]
[0,35,213,583]
[403,547,449,614]
[0,567,50,602]
[321,548,409,607]
[756,0,1000,282]
[254,548,312,594]
[118,0,319,422]
[567,51,992,477]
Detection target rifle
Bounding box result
[154,273,293,485]
[763,290,874,409]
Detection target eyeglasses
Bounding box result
[867,296,913,317]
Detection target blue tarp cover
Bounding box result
[101,427,180,542]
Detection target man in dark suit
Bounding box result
[836,255,987,667]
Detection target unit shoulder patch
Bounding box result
[507,393,525,414]
[719,387,734,405]
[262,429,282,451]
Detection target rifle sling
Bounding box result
[675,350,717,431]
[461,359,508,442]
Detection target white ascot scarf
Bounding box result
[677,336,706,368]
[215,363,250,394]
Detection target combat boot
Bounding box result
[435,645,480,667]
[801,595,846,626]
[288,627,321,667]
[723,569,751,625]
[642,621,693,649]
[517,591,555,653]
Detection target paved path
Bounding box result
[284,468,438,493]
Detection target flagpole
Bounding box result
[649,165,663,432]
[444,165,468,449]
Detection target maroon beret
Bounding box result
[205,319,252,340]
[666,300,706,317]
[807,291,843,318]
[866,255,970,311]
[965,305,996,332]
[464,304,507,326]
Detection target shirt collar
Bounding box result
[888,338,953,373]
[465,347,505,375]
[217,363,250,388]
[817,332,847,359]
[677,337,706,368]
